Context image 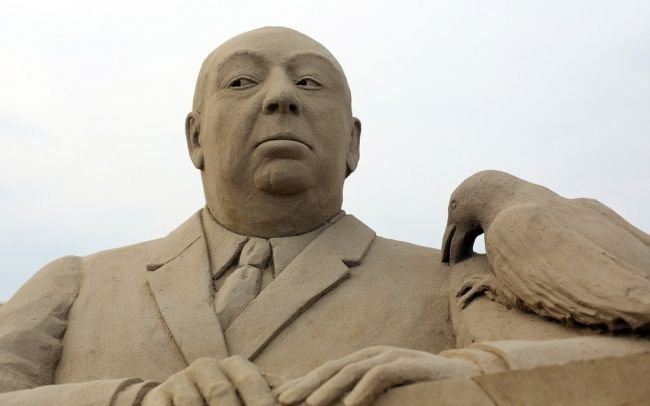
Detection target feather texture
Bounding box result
[443,170,650,331]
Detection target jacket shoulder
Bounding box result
[369,235,441,265]
[80,211,204,274]
[80,237,165,271]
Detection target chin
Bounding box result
[253,160,315,196]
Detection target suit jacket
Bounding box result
[0,211,454,404]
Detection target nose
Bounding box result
[262,76,302,115]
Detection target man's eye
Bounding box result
[228,77,257,89]
[295,77,323,89]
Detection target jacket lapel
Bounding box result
[146,211,229,364]
[226,215,376,360]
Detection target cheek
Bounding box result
[311,117,350,160]
[304,99,350,144]
[314,135,351,180]
[204,99,260,152]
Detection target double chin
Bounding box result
[253,159,314,196]
[204,168,341,238]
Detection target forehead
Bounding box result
[204,28,345,74]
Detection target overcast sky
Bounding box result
[1,0,649,301]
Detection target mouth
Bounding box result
[255,132,313,150]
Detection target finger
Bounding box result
[275,377,303,396]
[344,357,478,406]
[344,359,432,406]
[141,387,172,406]
[187,358,241,406]
[219,356,274,406]
[261,371,286,390]
[277,346,388,405]
[305,351,404,406]
[167,371,205,406]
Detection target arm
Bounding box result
[0,379,156,406]
[0,257,274,406]
[457,335,650,371]
[275,336,650,406]
[0,256,156,405]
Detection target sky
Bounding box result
[1,0,649,301]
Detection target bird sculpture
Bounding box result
[442,170,650,331]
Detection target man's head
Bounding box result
[186,27,361,237]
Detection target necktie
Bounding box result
[215,238,271,329]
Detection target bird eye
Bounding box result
[451,200,457,210]
[296,77,323,89]
[228,76,257,89]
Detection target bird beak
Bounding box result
[442,223,474,265]
[441,224,455,264]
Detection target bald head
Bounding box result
[185,26,361,237]
[192,27,351,114]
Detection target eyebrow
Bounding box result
[286,52,342,74]
[213,50,342,74]
[212,50,266,72]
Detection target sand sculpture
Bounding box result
[0,27,648,406]
[443,170,650,330]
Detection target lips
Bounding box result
[255,132,312,150]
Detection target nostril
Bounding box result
[264,98,299,114]
[265,103,279,114]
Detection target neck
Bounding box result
[205,187,343,238]
[476,180,548,232]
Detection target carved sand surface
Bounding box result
[443,170,650,331]
[0,27,648,406]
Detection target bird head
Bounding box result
[442,170,522,264]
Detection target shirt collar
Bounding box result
[200,207,345,278]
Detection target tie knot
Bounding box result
[239,238,271,269]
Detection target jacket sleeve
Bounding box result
[0,256,158,405]
[439,335,650,374]
[0,378,157,406]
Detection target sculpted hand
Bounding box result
[275,346,480,406]
[141,356,274,406]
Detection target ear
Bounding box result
[185,112,204,170]
[345,118,361,177]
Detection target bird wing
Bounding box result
[569,198,650,278]
[571,198,650,246]
[486,202,650,330]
